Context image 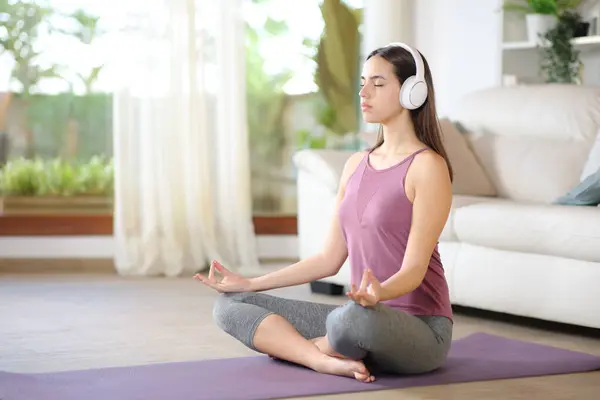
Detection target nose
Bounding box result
[359,84,368,98]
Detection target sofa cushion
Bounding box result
[453,201,600,263]
[439,118,496,197]
[466,133,589,203]
[293,149,353,193]
[441,195,509,242]
[454,85,600,203]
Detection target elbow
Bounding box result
[319,252,345,278]
[406,265,428,290]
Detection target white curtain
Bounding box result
[111,0,259,276]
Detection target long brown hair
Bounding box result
[366,46,453,182]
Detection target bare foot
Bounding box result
[270,337,348,362]
[312,336,348,359]
[314,354,375,383]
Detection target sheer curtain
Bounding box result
[111,0,259,276]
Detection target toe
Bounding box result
[354,372,369,382]
[356,362,368,375]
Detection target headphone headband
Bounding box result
[385,42,425,80]
[382,42,428,110]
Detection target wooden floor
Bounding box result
[1,271,600,399]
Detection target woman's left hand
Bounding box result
[347,268,381,307]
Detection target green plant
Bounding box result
[540,10,583,83]
[295,129,327,149]
[502,0,582,15]
[57,8,105,94]
[0,158,44,196]
[0,156,113,196]
[314,0,361,136]
[0,0,62,98]
[244,4,292,177]
[0,0,64,157]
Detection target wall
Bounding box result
[413,0,503,118]
[0,235,298,261]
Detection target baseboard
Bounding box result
[256,235,298,260]
[0,235,299,272]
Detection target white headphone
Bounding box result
[385,42,428,110]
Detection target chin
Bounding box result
[361,112,380,124]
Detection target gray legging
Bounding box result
[212,292,453,375]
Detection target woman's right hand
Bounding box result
[193,260,253,293]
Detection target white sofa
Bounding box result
[293,85,600,330]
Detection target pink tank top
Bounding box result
[338,148,453,320]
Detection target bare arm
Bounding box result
[378,151,453,301]
[250,152,365,292]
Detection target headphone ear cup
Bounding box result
[399,76,428,110]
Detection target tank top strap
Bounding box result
[398,147,431,170]
[408,147,430,159]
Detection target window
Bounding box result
[0,0,363,236]
[0,0,113,212]
[244,0,363,216]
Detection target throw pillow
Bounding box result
[554,167,600,206]
[439,118,497,196]
[580,128,600,182]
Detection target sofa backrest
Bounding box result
[453,85,600,203]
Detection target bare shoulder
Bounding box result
[334,151,366,193]
[411,149,451,185]
[341,151,367,180]
[405,149,452,204]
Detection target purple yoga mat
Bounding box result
[1,333,600,400]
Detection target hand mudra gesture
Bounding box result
[346,268,381,307]
[193,260,252,293]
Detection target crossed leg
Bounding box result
[212,292,452,381]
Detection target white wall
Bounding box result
[413,0,503,118]
[362,0,414,60]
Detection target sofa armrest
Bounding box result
[292,149,355,193]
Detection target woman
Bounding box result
[195,43,454,383]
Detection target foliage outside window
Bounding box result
[0,0,112,214]
[0,0,364,216]
[247,0,363,214]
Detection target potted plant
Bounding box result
[540,10,585,83]
[502,0,583,42]
[0,156,113,214]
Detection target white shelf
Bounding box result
[502,35,600,52]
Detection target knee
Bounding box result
[326,302,375,349]
[211,292,250,331]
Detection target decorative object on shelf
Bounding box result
[540,10,585,83]
[0,156,113,214]
[502,0,583,42]
[574,20,590,36]
[582,0,599,35]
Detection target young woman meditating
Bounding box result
[194,42,454,383]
